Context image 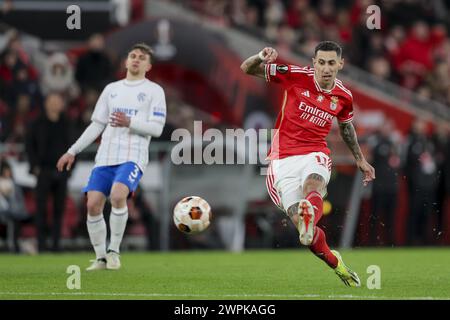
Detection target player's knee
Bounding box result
[86,199,103,215]
[303,183,320,196]
[110,192,127,208]
[303,173,325,195]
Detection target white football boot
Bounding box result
[298,199,315,245]
[86,258,107,271]
[106,250,121,270]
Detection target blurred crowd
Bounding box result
[364,118,449,246]
[0,30,104,146]
[180,0,450,108]
[0,26,217,252]
[0,30,203,149]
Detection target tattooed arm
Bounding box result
[339,121,376,186]
[339,121,364,161]
[240,47,278,79]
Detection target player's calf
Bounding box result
[286,203,300,226]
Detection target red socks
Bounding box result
[305,191,338,269]
[306,191,323,225]
[309,227,338,268]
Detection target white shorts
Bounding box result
[265,152,332,212]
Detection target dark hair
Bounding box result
[128,43,154,63]
[314,41,342,58]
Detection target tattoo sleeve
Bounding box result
[240,55,265,78]
[338,121,364,162]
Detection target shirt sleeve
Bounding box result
[91,84,110,124]
[337,96,354,123]
[264,64,311,84]
[67,121,106,155]
[148,86,166,125]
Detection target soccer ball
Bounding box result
[173,196,212,234]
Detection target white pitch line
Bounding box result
[0,292,447,300]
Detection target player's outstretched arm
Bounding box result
[56,121,106,172]
[338,121,376,186]
[240,47,278,79]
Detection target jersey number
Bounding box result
[128,165,139,183]
[316,155,332,172]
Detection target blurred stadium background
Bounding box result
[0,0,449,256]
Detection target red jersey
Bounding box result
[264,64,354,160]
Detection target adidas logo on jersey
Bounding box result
[301,90,310,97]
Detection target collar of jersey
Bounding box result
[123,78,146,86]
[313,73,336,93]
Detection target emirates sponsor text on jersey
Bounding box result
[298,101,334,127]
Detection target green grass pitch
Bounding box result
[1,248,449,300]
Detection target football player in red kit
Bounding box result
[241,41,375,287]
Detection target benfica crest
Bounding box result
[330,96,338,111]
